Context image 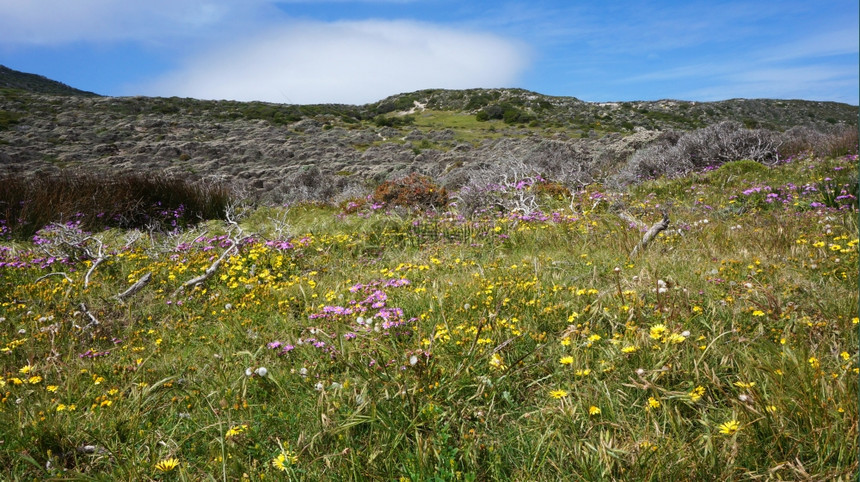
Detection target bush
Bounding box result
[372,174,448,210]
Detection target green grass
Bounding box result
[0,153,857,480]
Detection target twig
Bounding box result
[35,272,73,284]
[79,302,100,330]
[630,210,670,257]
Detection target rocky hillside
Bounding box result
[0,67,856,203]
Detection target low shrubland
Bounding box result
[616,122,858,185]
[0,150,856,480]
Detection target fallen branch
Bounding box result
[172,243,237,298]
[116,272,153,302]
[630,211,670,257]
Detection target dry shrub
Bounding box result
[372,173,448,210]
[534,181,572,199]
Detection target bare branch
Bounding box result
[630,211,670,257]
[116,272,153,302]
[79,302,100,331]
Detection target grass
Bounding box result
[0,152,856,480]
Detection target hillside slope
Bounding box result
[0,67,856,203]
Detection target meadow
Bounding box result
[0,152,857,480]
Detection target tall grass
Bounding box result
[0,172,233,239]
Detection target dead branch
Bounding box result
[82,237,109,288]
[630,211,670,257]
[171,244,237,298]
[116,272,153,302]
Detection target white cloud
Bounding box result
[139,20,530,104]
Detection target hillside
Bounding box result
[0,68,857,204]
[0,65,99,97]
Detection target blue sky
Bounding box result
[1,0,857,105]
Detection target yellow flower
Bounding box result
[272,453,289,471]
[649,324,667,340]
[549,389,568,399]
[272,449,298,471]
[559,356,574,365]
[733,381,756,389]
[588,406,601,415]
[718,420,740,435]
[621,345,637,354]
[751,310,765,317]
[840,351,850,360]
[588,334,601,342]
[56,404,67,412]
[46,385,58,392]
[689,386,705,402]
[667,333,686,344]
[154,457,180,472]
[19,365,32,374]
[560,337,571,346]
[225,424,248,438]
[574,369,591,377]
[28,375,42,384]
[808,357,820,369]
[489,353,507,371]
[647,397,660,409]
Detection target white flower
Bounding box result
[409,355,418,366]
[635,368,646,376]
[254,367,268,377]
[245,367,253,377]
[299,368,308,377]
[681,330,691,337]
[738,394,750,402]
[314,382,324,391]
